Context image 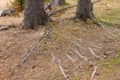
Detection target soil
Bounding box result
[0,0,120,80]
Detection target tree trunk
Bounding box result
[23,0,48,29]
[45,0,65,11]
[75,0,92,22]
[49,0,65,7]
[75,0,103,27]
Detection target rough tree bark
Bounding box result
[75,0,92,22]
[45,0,65,11]
[74,0,102,27]
[23,0,48,29]
[49,0,65,7]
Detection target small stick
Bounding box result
[90,66,98,80]
[58,59,68,79]
[88,47,100,58]
[73,63,81,71]
[91,45,102,49]
[65,54,75,63]
[72,42,86,49]
[72,48,93,65]
[49,53,55,66]
[72,49,88,62]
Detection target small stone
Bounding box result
[0,10,3,16]
[0,9,15,17]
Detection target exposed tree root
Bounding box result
[91,45,102,49]
[49,53,55,66]
[72,48,93,65]
[72,48,98,80]
[88,47,103,60]
[71,42,100,80]
[90,16,105,27]
[0,24,16,31]
[65,53,75,63]
[71,41,87,49]
[48,5,77,17]
[90,66,98,80]
[73,13,119,39]
[73,62,82,71]
[10,26,52,76]
[90,14,120,38]
[58,59,68,79]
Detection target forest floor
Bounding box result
[0,0,120,80]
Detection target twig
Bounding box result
[10,26,51,75]
[91,45,102,49]
[72,48,93,65]
[58,59,68,79]
[90,66,98,80]
[65,54,75,63]
[48,5,77,17]
[49,53,55,66]
[88,47,101,59]
[72,49,88,62]
[72,42,86,49]
[72,46,98,80]
[73,63,81,71]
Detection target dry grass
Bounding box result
[0,0,14,10]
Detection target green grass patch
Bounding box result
[95,50,120,79]
[100,8,120,26]
[98,50,120,69]
[63,2,70,5]
[44,0,49,2]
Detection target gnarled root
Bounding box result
[89,15,105,28]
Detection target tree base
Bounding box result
[73,14,105,28]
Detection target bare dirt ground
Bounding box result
[0,0,120,80]
[0,0,14,10]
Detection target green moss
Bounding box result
[98,50,120,69]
